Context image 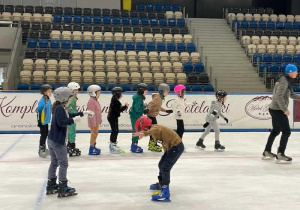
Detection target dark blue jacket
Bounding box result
[48,104,82,145]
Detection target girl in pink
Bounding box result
[87,85,102,155]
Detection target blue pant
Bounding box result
[48,139,69,182]
[158,142,184,186]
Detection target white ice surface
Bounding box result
[1,132,300,210]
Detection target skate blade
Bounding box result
[275,159,292,164]
[148,148,162,152]
[151,198,171,202]
[58,192,78,198]
[261,156,275,160]
[88,153,101,156]
[195,146,205,150]
[214,149,225,152]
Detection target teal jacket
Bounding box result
[129,93,146,119]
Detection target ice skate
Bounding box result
[130,143,143,153]
[46,178,58,195]
[57,181,77,198]
[148,139,162,152]
[195,139,206,150]
[262,151,276,160]
[214,141,225,152]
[151,185,171,202]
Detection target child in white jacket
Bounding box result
[171,84,196,139]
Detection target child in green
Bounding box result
[66,82,81,157]
[129,83,149,153]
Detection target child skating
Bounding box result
[87,85,102,155]
[133,116,184,202]
[196,90,228,151]
[66,82,81,157]
[129,83,149,153]
[107,87,129,154]
[37,84,52,158]
[144,83,173,152]
[46,87,94,197]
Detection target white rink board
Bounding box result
[0,92,296,132]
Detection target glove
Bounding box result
[203,122,209,128]
[143,109,149,115]
[224,118,228,123]
[73,116,81,123]
[79,112,84,117]
[83,110,95,118]
[177,111,182,117]
[166,110,173,114]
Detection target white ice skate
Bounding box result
[261,151,276,160]
[109,142,125,154]
[275,152,292,164]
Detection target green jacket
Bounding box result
[129,93,146,119]
[66,95,77,114]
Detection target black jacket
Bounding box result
[107,96,127,118]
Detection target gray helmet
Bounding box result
[53,87,73,103]
[158,83,170,95]
[87,85,101,97]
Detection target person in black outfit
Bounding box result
[107,87,129,153]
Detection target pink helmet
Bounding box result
[174,84,186,96]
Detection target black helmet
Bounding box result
[111,87,125,98]
[216,90,227,99]
[137,83,149,95]
[40,84,52,94]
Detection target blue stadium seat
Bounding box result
[167,43,176,52]
[93,16,101,24]
[146,3,154,11]
[63,14,72,23]
[231,20,240,31]
[108,84,117,91]
[253,53,263,65]
[57,83,67,88]
[131,17,139,25]
[98,84,107,91]
[270,63,280,74]
[17,83,29,90]
[183,62,193,74]
[126,42,135,51]
[203,84,214,92]
[177,43,186,53]
[241,20,249,29]
[61,40,71,49]
[147,42,156,52]
[267,21,275,29]
[259,63,269,76]
[284,21,293,29]
[148,84,155,91]
[192,85,203,91]
[53,14,62,23]
[150,18,158,26]
[258,21,266,29]
[84,15,92,24]
[105,41,113,50]
[121,84,131,91]
[113,17,121,25]
[115,41,124,50]
[172,4,180,11]
[157,42,166,52]
[280,63,287,72]
[283,54,292,63]
[31,83,42,90]
[250,21,258,29]
[168,18,176,27]
[294,54,300,64]
[132,84,138,91]
[185,85,191,91]
[263,53,272,63]
[163,4,171,11]
[273,53,282,63]
[155,4,163,11]
[293,22,300,29]
[72,40,82,49]
[177,19,185,27]
[194,62,204,73]
[39,39,48,48]
[27,38,37,48]
[141,18,149,26]
[169,85,175,91]
[103,16,111,24]
[122,17,130,25]
[74,15,82,24]
[49,83,56,90]
[187,43,196,53]
[83,40,92,49]
[94,41,103,50]
[159,18,167,26]
[50,39,59,49]
[83,84,92,91]
[137,3,145,11]
[136,42,145,51]
[276,21,284,29]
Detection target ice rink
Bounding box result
[1,132,300,210]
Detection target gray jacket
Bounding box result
[206,100,225,123]
[269,75,300,112]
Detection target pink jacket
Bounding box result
[87,97,102,128]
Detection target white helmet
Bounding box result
[87,85,101,97]
[67,82,80,91]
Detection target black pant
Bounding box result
[265,109,291,154]
[148,116,157,141]
[158,142,184,186]
[176,120,184,139]
[39,124,48,146]
[108,116,119,143]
